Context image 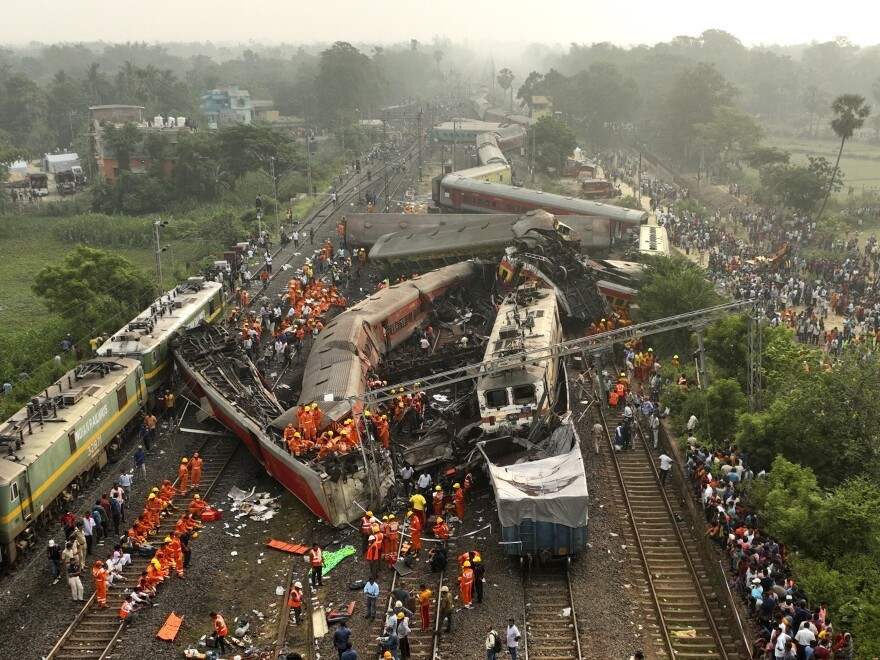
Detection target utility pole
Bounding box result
[270,156,279,232]
[452,119,457,173]
[305,138,313,198]
[637,151,642,203]
[417,110,423,182]
[152,219,169,292]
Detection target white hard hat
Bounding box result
[294,581,303,589]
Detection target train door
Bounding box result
[135,366,145,407]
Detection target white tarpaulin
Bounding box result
[486,442,588,529]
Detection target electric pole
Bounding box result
[417,109,423,182]
[152,219,169,292]
[270,156,279,232]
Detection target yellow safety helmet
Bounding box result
[648,347,653,352]
[620,373,626,377]
[381,414,388,420]
[382,515,389,521]
[463,560,471,567]
[328,431,335,437]
[366,510,374,516]
[406,510,413,517]
[149,493,156,499]
[388,514,395,520]
[164,537,172,543]
[364,410,371,417]
[294,432,301,438]
[151,487,159,492]
[311,403,318,409]
[473,556,481,563]
[181,457,188,463]
[194,494,200,499]
[435,486,441,491]
[674,355,679,359]
[192,532,199,538]
[453,483,460,488]
[436,517,443,524]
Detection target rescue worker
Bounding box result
[409,491,427,530]
[366,534,382,580]
[380,515,393,563]
[453,482,465,521]
[167,535,184,578]
[178,457,189,495]
[288,581,303,624]
[92,560,109,607]
[417,583,432,630]
[120,594,140,627]
[671,354,681,369]
[360,510,374,553]
[463,471,475,495]
[386,514,400,566]
[406,510,421,556]
[210,611,228,654]
[284,423,298,453]
[458,560,474,608]
[188,494,208,518]
[300,406,317,445]
[309,542,324,588]
[310,403,323,432]
[432,517,450,540]
[376,414,390,449]
[189,453,203,489]
[432,486,444,516]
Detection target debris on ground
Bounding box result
[228,485,281,521]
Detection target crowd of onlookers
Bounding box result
[681,438,854,659]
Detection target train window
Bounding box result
[68,431,77,455]
[512,385,536,405]
[485,389,508,408]
[10,482,19,502]
[116,385,128,409]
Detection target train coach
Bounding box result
[278,261,485,427]
[0,358,145,564]
[342,213,514,249]
[98,277,225,397]
[433,174,648,236]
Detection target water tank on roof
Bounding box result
[154,116,164,127]
[177,117,186,127]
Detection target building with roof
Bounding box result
[201,84,254,127]
[530,95,553,120]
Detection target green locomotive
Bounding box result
[97,277,225,396]
[0,358,145,564]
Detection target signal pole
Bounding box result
[152,219,169,292]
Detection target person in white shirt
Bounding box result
[417,472,432,496]
[686,414,698,432]
[658,453,674,485]
[506,619,521,660]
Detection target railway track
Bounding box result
[46,434,240,660]
[521,562,582,660]
[595,385,747,659]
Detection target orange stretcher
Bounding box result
[326,601,356,623]
[157,611,184,641]
[265,539,309,555]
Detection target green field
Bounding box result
[0,216,168,329]
[765,135,880,201]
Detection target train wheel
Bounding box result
[556,266,568,282]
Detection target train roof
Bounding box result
[639,224,670,255]
[369,212,568,260]
[483,433,588,529]
[477,288,558,390]
[441,175,649,225]
[453,163,510,180]
[98,278,222,356]
[0,357,142,469]
[434,120,503,132]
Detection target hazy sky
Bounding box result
[3,0,879,48]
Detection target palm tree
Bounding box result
[816,94,871,220]
[85,63,111,105]
[497,68,515,109]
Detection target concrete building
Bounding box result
[530,96,553,120]
[201,84,254,127]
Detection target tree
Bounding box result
[173,130,228,200]
[143,133,171,179]
[529,116,577,172]
[0,132,25,183]
[0,73,50,152]
[217,124,301,181]
[101,122,141,172]
[693,105,762,177]
[315,42,384,124]
[497,68,515,109]
[743,146,790,170]
[816,94,870,221]
[32,246,154,333]
[760,155,840,214]
[634,254,722,353]
[571,62,641,145]
[802,85,829,137]
[85,62,113,105]
[656,63,737,163]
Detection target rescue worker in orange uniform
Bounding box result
[385,514,400,565]
[146,493,162,527]
[463,471,475,495]
[300,408,317,444]
[167,535,184,578]
[189,453,203,489]
[406,510,421,556]
[309,543,324,588]
[288,581,304,624]
[432,517,450,540]
[188,494,208,518]
[310,403,323,431]
[284,423,298,453]
[432,486,444,516]
[92,560,109,607]
[375,414,390,449]
[178,457,189,495]
[366,534,382,580]
[458,560,475,608]
[453,482,465,521]
[360,510,375,553]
